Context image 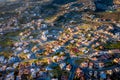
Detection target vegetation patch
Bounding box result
[75,58,88,65]
[104,41,120,49]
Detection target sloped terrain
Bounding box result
[0,0,120,80]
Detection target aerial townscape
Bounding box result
[0,0,120,80]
